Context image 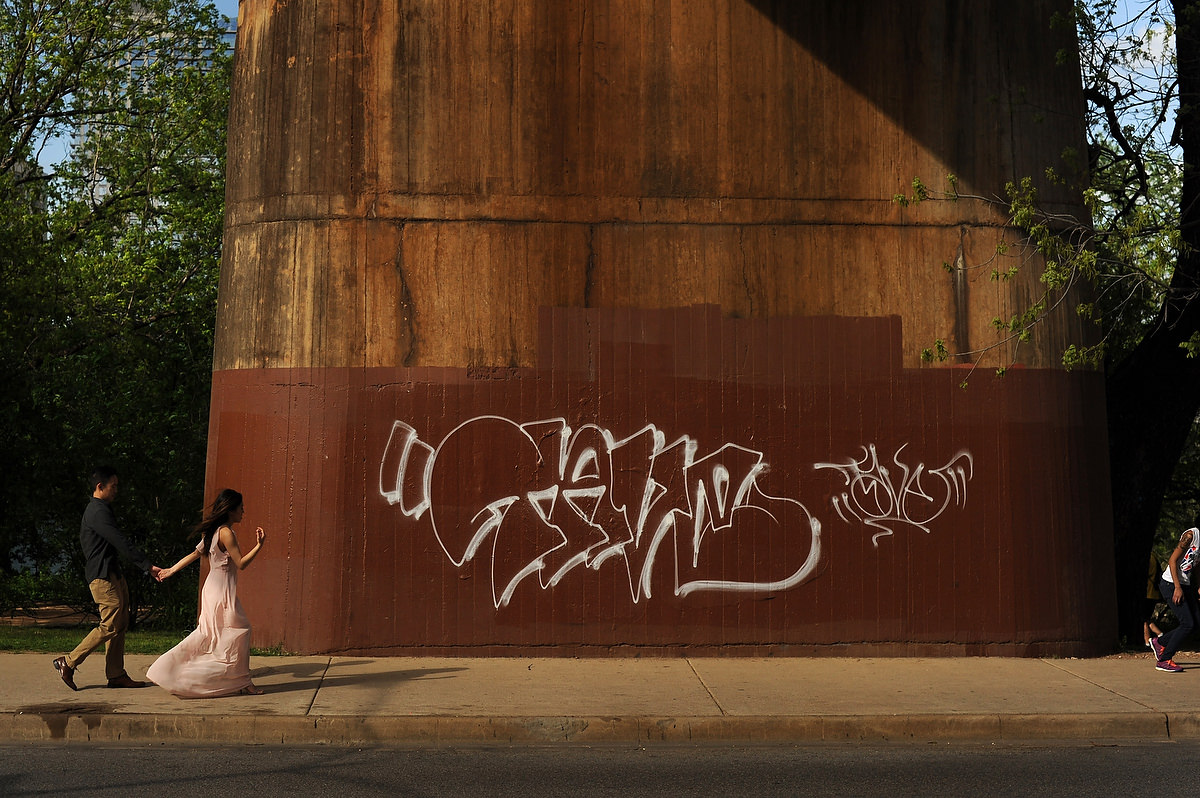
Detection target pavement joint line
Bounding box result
[1038,657,1163,713]
[685,657,726,716]
[303,657,331,716]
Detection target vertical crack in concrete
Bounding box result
[583,223,596,308]
[738,227,755,317]
[687,658,727,716]
[394,223,419,366]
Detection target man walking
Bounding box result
[52,466,162,690]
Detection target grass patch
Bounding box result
[0,626,288,656]
[0,626,185,654]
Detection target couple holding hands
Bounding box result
[53,467,267,698]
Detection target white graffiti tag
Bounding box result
[814,444,973,545]
[379,416,822,608]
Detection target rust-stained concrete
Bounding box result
[209,1,1114,655]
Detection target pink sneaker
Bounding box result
[1156,659,1183,673]
[1150,636,1165,661]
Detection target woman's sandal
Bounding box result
[239,683,265,695]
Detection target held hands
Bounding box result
[153,564,178,582]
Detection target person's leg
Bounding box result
[1158,579,1198,660]
[65,578,122,670]
[1145,597,1161,645]
[102,573,130,680]
[1177,587,1200,658]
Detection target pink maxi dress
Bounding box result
[147,531,253,697]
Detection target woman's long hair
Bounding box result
[193,489,243,557]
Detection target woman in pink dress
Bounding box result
[148,489,267,697]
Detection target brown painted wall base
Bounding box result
[206,306,1115,656]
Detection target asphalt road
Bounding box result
[0,740,1194,797]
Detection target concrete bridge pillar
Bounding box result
[210,0,1114,655]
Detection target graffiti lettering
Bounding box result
[814,444,973,545]
[379,416,822,608]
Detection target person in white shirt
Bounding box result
[1149,519,1200,673]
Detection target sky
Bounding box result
[213,0,238,26]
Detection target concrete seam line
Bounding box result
[684,658,726,716]
[1164,712,1200,738]
[1037,658,1162,712]
[303,657,331,716]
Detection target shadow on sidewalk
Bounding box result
[251,660,468,694]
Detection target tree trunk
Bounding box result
[1108,338,1200,643]
[1110,0,1200,645]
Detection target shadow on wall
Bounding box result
[747,0,1085,195]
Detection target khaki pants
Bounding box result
[66,573,130,680]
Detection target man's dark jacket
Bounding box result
[79,497,151,582]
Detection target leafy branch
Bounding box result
[899,138,1192,385]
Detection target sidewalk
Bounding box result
[2,651,1197,745]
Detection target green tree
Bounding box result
[0,0,231,624]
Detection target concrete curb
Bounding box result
[6,653,1198,746]
[0,711,1187,745]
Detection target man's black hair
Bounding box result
[90,465,118,491]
